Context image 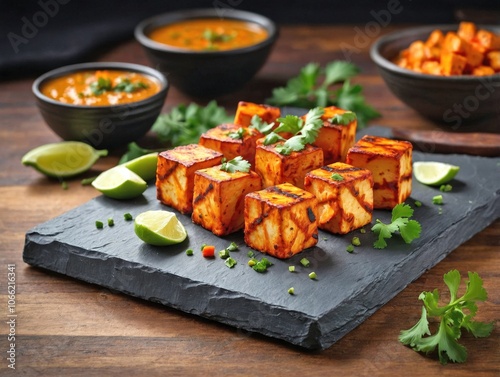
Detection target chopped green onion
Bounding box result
[440,184,452,192]
[225,257,237,268]
[247,250,255,258]
[95,220,104,229]
[200,243,208,251]
[124,213,133,221]
[346,244,354,253]
[414,200,422,207]
[186,249,194,256]
[252,257,272,273]
[248,258,257,267]
[300,258,310,267]
[61,181,68,190]
[219,249,230,259]
[432,195,443,205]
[360,228,366,234]
[288,265,296,273]
[331,173,344,181]
[308,271,317,280]
[107,218,114,227]
[227,242,239,251]
[351,236,361,246]
[81,176,97,186]
[288,287,295,295]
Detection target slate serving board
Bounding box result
[23,126,500,350]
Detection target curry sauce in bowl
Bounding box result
[33,62,169,149]
[135,9,278,97]
[41,70,162,106]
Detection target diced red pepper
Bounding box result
[202,245,215,258]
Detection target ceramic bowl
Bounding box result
[32,62,169,149]
[370,25,500,131]
[135,8,278,98]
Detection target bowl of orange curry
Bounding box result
[33,62,168,149]
[135,8,278,98]
[370,22,500,131]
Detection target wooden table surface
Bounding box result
[1,25,499,376]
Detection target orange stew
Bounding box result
[41,70,161,106]
[148,18,268,51]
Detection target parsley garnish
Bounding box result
[265,107,324,155]
[249,115,275,134]
[329,111,357,126]
[227,127,246,140]
[266,61,379,128]
[220,156,251,173]
[371,203,422,249]
[399,270,493,364]
[152,101,232,146]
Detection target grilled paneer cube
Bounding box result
[244,183,318,259]
[199,124,262,166]
[313,106,357,164]
[156,144,223,214]
[192,166,262,236]
[233,101,281,127]
[255,143,324,189]
[304,162,373,234]
[346,135,412,210]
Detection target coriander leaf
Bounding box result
[227,127,246,140]
[118,142,162,164]
[371,203,421,248]
[444,269,461,303]
[274,115,304,134]
[329,111,357,126]
[324,61,360,85]
[399,306,430,346]
[220,156,251,173]
[249,115,274,134]
[263,131,286,145]
[462,271,488,303]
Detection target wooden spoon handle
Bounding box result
[391,129,500,157]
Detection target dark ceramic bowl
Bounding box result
[33,62,169,150]
[135,8,278,98]
[370,25,500,131]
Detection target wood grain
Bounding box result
[0,25,498,376]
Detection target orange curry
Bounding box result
[148,18,268,51]
[41,70,161,106]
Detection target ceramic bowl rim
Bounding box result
[32,62,169,109]
[370,24,500,82]
[134,8,278,56]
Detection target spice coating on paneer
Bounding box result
[313,106,357,164]
[255,143,324,189]
[304,162,373,234]
[199,124,262,166]
[346,135,412,210]
[156,144,223,214]
[192,166,262,236]
[244,183,319,259]
[233,101,281,127]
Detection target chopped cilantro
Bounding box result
[331,173,344,181]
[220,156,251,173]
[225,257,237,268]
[433,195,444,205]
[249,115,275,134]
[329,111,357,125]
[227,127,246,140]
[95,220,104,229]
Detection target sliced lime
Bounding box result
[91,165,147,199]
[21,141,107,178]
[413,161,460,186]
[134,210,187,246]
[123,152,158,181]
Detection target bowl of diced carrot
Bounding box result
[370,22,500,131]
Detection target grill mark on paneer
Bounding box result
[267,186,302,200]
[193,183,214,204]
[307,207,316,222]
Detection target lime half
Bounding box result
[134,210,187,246]
[123,152,158,181]
[22,141,108,178]
[413,161,460,186]
[92,165,147,199]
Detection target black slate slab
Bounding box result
[23,126,500,350]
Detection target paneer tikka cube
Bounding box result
[304,162,373,234]
[233,101,281,127]
[346,135,412,210]
[244,183,319,259]
[156,144,223,214]
[192,165,262,236]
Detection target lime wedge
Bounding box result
[413,161,460,186]
[134,210,187,246]
[123,152,158,181]
[92,165,147,199]
[21,141,107,178]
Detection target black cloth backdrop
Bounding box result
[1,0,499,78]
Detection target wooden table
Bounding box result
[1,25,498,376]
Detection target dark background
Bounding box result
[1,0,499,77]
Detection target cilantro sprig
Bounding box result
[399,270,493,364]
[220,156,251,173]
[371,203,421,249]
[152,101,232,146]
[266,61,379,128]
[249,115,275,135]
[264,107,325,155]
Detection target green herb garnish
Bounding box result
[433,195,444,205]
[249,114,275,134]
[440,184,452,192]
[227,127,246,140]
[371,203,422,249]
[123,213,133,221]
[308,271,317,280]
[95,220,104,229]
[266,61,379,128]
[218,249,230,259]
[399,270,493,364]
[90,77,112,96]
[288,287,295,295]
[251,257,273,273]
[227,242,239,251]
[203,28,235,44]
[225,257,237,268]
[331,173,344,181]
[186,249,194,256]
[107,218,114,227]
[351,236,361,246]
[300,257,310,267]
[220,156,251,173]
[114,78,148,93]
[329,111,357,125]
[288,265,296,273]
[346,244,354,253]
